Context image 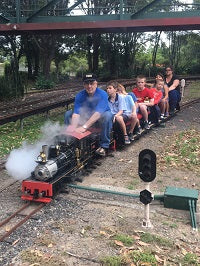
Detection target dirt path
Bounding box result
[0,101,199,265]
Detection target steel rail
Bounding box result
[0,97,74,126]
[0,91,73,112]
[0,203,45,242]
[0,202,30,227]
[0,84,106,126]
[0,84,83,112]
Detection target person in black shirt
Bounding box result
[165,66,181,114]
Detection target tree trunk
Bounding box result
[152,31,162,66]
[92,33,101,73]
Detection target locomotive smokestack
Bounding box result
[42,145,48,159]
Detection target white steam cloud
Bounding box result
[6,121,66,180]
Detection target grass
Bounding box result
[127,179,139,190]
[101,251,158,266]
[139,232,174,247]
[113,233,134,246]
[21,249,66,266]
[101,255,126,266]
[129,251,157,265]
[101,251,157,266]
[100,230,199,266]
[186,81,200,99]
[181,253,199,265]
[0,108,65,158]
[159,129,200,174]
[162,221,178,229]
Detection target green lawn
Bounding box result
[0,108,65,158]
[184,81,200,99]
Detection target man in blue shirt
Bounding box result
[64,74,113,156]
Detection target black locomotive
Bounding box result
[21,129,104,203]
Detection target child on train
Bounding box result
[132,75,154,129]
[116,83,139,139]
[149,79,164,124]
[158,79,169,119]
[106,81,131,144]
[151,73,169,118]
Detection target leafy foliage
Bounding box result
[35,75,55,90]
[0,63,25,99]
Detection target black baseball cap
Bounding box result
[83,73,97,82]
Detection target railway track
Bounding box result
[0,82,106,126]
[0,89,78,126]
[0,76,199,126]
[0,202,45,242]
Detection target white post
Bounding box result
[180,79,185,98]
[142,183,153,228]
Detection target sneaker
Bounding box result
[176,103,180,111]
[164,112,169,117]
[160,114,164,120]
[144,121,150,130]
[128,132,134,141]
[169,107,175,115]
[96,147,106,156]
[124,135,131,144]
[135,127,141,135]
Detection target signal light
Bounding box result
[138,149,156,182]
[140,189,153,205]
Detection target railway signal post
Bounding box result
[138,149,156,228]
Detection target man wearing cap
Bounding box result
[64,74,113,156]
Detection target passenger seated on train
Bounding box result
[147,73,169,118]
[165,66,181,114]
[132,75,154,130]
[64,74,113,157]
[154,74,169,118]
[106,81,131,145]
[148,80,164,124]
[116,83,139,140]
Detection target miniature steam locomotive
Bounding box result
[21,108,174,203]
[21,129,106,203]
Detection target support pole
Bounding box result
[120,0,124,20]
[142,183,152,228]
[180,79,185,98]
[46,110,49,119]
[189,199,198,231]
[20,118,23,131]
[16,0,21,23]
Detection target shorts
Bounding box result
[122,114,129,122]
